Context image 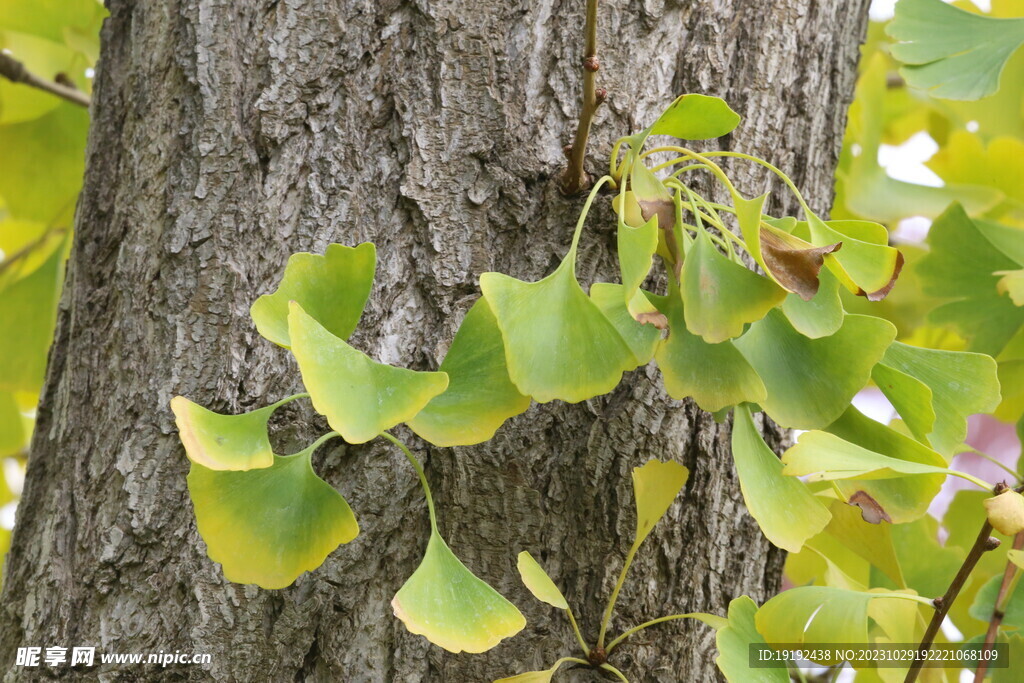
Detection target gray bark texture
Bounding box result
[0,0,870,680]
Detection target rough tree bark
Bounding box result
[0,0,870,680]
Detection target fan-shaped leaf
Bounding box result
[731,405,831,553]
[734,310,896,429]
[250,242,375,348]
[590,283,662,366]
[409,299,530,447]
[647,94,741,141]
[288,302,448,443]
[517,551,568,610]
[715,597,789,683]
[808,217,903,301]
[780,268,845,339]
[632,459,689,547]
[480,259,635,404]
[187,435,358,589]
[392,531,525,654]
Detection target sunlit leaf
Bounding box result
[888,515,961,599]
[646,93,740,140]
[780,268,845,339]
[480,257,635,404]
[888,0,1024,101]
[823,501,906,588]
[187,435,358,589]
[876,342,1000,456]
[589,283,662,366]
[516,551,568,610]
[408,299,530,447]
[392,530,525,654]
[734,310,896,430]
[997,269,1024,306]
[288,302,448,443]
[871,363,937,453]
[714,596,788,683]
[171,395,302,471]
[250,242,375,348]
[652,291,766,413]
[730,405,830,552]
[680,228,785,343]
[632,459,689,547]
[926,131,1024,208]
[807,217,903,301]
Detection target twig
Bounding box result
[0,52,91,109]
[904,520,1000,683]
[0,226,67,277]
[974,530,1024,682]
[560,0,606,195]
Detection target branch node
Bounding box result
[595,88,608,105]
[984,537,1002,551]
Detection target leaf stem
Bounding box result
[560,0,602,195]
[600,663,630,682]
[964,446,1021,483]
[270,392,311,410]
[568,175,614,258]
[605,613,702,653]
[905,519,998,683]
[566,608,591,656]
[597,541,640,649]
[380,432,438,533]
[974,530,1024,682]
[0,52,91,108]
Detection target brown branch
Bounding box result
[559,0,605,195]
[0,52,91,109]
[905,521,1000,683]
[974,530,1024,682]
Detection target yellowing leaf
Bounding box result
[731,405,831,553]
[288,302,448,443]
[632,459,689,547]
[408,299,530,447]
[647,94,741,141]
[494,658,577,683]
[187,434,358,589]
[392,531,525,654]
[250,242,375,348]
[516,551,568,610]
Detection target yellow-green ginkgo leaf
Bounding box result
[480,259,635,404]
[652,291,766,413]
[494,658,578,683]
[875,342,1001,456]
[408,299,530,447]
[187,433,358,589]
[755,587,929,665]
[888,0,1024,101]
[714,597,789,683]
[807,217,903,301]
[731,405,831,553]
[288,302,448,443]
[392,531,526,654]
[646,93,741,141]
[615,191,660,313]
[734,310,896,430]
[825,408,951,524]
[681,227,786,343]
[171,393,306,471]
[632,459,689,548]
[783,431,955,483]
[780,268,845,339]
[516,551,568,610]
[590,283,662,366]
[250,242,375,348]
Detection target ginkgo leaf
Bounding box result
[876,342,1001,456]
[494,658,576,683]
[888,0,1024,101]
[807,217,903,301]
[651,291,766,413]
[516,551,568,610]
[780,268,845,339]
[288,302,448,443]
[590,283,662,366]
[997,269,1024,306]
[714,597,789,683]
[783,431,953,482]
[824,408,950,524]
[480,259,635,404]
[680,228,786,343]
[969,573,1024,629]
[632,459,689,548]
[647,93,741,141]
[171,394,306,471]
[250,242,375,348]
[187,434,358,589]
[731,405,831,553]
[615,191,660,312]
[871,363,937,452]
[392,530,525,654]
[734,310,896,430]
[1008,549,1024,571]
[408,299,530,447]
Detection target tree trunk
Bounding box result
[0,0,870,680]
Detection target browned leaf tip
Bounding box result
[759,226,842,301]
[638,198,676,234]
[848,490,891,524]
[859,249,905,302]
[635,311,669,330]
